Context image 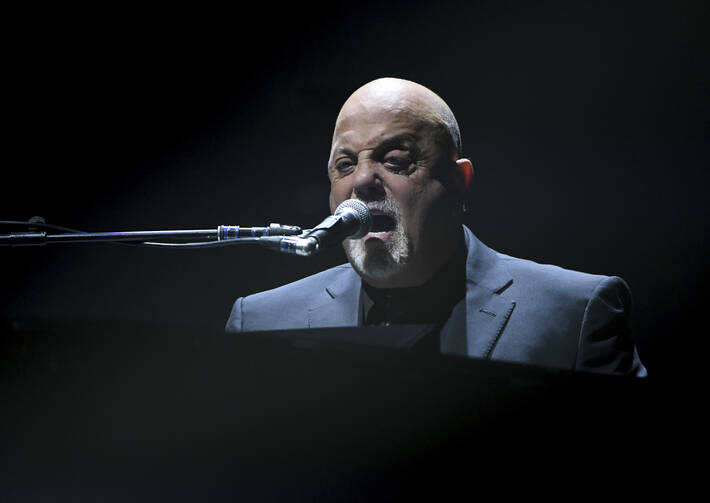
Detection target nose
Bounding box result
[352,159,386,201]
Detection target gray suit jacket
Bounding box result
[226,226,646,376]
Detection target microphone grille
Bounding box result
[335,199,372,239]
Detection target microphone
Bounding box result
[259,199,372,256]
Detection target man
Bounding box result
[226,77,646,376]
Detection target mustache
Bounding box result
[361,197,401,218]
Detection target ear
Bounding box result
[456,158,474,190]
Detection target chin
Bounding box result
[343,229,411,281]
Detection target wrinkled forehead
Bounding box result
[336,84,433,127]
[331,96,442,154]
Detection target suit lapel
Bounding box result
[307,267,362,328]
[461,285,516,359]
[304,227,516,357]
[441,227,516,359]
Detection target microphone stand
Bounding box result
[0,222,304,248]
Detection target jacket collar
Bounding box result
[308,226,517,359]
[445,226,516,359]
[307,266,362,328]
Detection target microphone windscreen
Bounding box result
[335,199,372,239]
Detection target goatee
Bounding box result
[342,197,411,280]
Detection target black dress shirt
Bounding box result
[359,237,467,353]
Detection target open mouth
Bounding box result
[369,213,396,234]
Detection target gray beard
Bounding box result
[342,198,411,281]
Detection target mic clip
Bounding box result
[257,234,319,257]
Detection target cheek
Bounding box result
[398,183,450,233]
[329,180,351,211]
[328,191,337,213]
[395,186,427,230]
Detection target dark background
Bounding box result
[2,0,708,376]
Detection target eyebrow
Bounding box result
[332,133,419,159]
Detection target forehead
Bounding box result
[331,102,436,154]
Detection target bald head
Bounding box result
[327,78,473,288]
[334,78,463,159]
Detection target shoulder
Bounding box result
[225,264,357,333]
[497,252,630,304]
[487,249,642,375]
[463,225,628,304]
[496,251,634,330]
[245,263,355,303]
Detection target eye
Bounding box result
[334,158,355,174]
[384,155,411,171]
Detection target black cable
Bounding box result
[137,239,264,248]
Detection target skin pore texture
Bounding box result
[327,78,474,289]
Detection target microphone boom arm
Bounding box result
[0,222,303,247]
